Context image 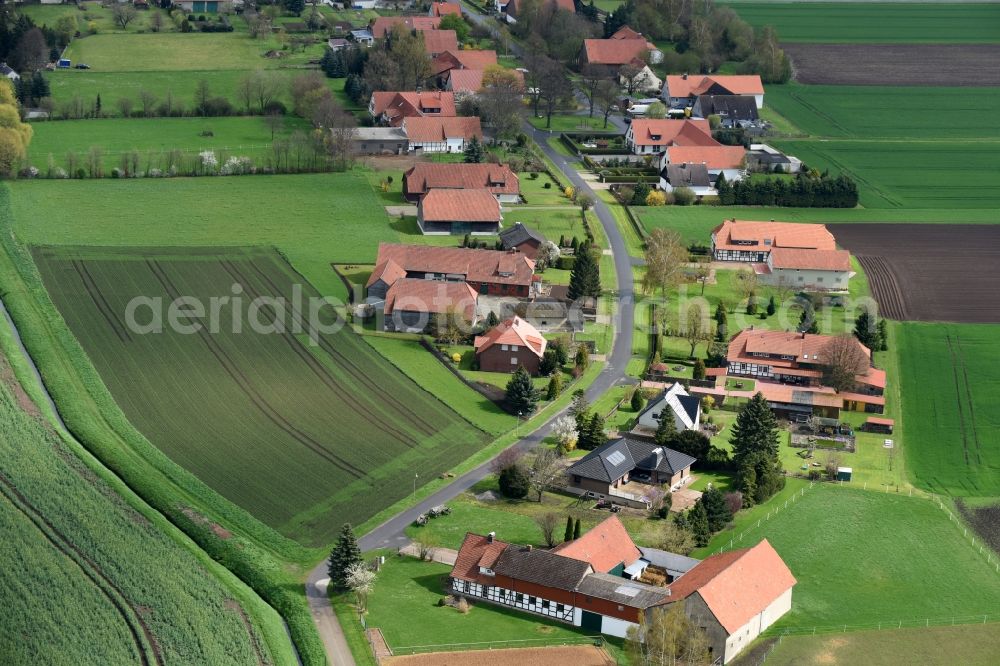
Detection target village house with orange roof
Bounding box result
[662,73,766,109]
[474,316,547,374]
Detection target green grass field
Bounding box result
[0,346,288,664]
[766,85,1000,140]
[896,322,1000,498]
[723,2,1000,43]
[27,116,311,171]
[703,485,1000,629]
[32,246,491,546]
[765,623,1000,666]
[63,32,322,71]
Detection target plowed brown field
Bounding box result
[785,44,1000,86]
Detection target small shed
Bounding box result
[836,467,853,482]
[864,416,894,434]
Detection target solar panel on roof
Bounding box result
[606,451,626,466]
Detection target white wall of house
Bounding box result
[659,177,715,198]
[636,385,700,431]
[410,138,467,153]
[722,588,792,663]
[753,94,764,109]
[497,193,521,204]
[601,615,640,639]
[763,266,850,291]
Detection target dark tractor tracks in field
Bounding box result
[0,471,162,666]
[72,260,133,343]
[856,255,908,320]
[945,334,983,468]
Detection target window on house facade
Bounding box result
[511,345,519,352]
[501,344,508,351]
[529,596,536,605]
[542,600,550,609]
[510,357,518,365]
[516,593,523,603]
[817,277,824,282]
[556,604,564,613]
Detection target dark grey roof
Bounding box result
[568,438,636,483]
[638,547,701,578]
[568,436,696,482]
[661,163,710,188]
[0,63,14,76]
[499,222,545,249]
[695,94,759,121]
[575,572,669,609]
[676,394,701,424]
[492,545,591,590]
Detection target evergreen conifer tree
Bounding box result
[730,393,780,466]
[505,366,538,414]
[689,501,710,547]
[654,409,677,448]
[463,136,485,163]
[700,486,732,532]
[567,245,600,300]
[573,518,582,540]
[766,295,776,316]
[564,515,575,542]
[630,389,645,412]
[693,358,706,380]
[546,373,562,400]
[877,319,889,351]
[328,523,362,590]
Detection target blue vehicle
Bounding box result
[57,59,71,69]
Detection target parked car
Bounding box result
[75,63,90,70]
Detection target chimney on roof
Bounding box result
[487,531,495,543]
[682,73,688,80]
[801,331,806,339]
[526,544,533,552]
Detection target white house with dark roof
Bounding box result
[634,382,702,433]
[567,436,696,497]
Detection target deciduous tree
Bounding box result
[822,334,869,393]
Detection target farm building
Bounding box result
[863,416,895,434]
[691,95,759,126]
[711,219,838,263]
[659,163,713,197]
[753,246,852,292]
[370,16,442,38]
[403,163,520,203]
[449,517,795,660]
[174,0,220,12]
[368,91,456,127]
[417,189,502,235]
[432,49,499,81]
[351,128,409,155]
[633,383,702,434]
[474,316,547,375]
[662,74,765,109]
[580,26,663,69]
[402,116,483,154]
[429,1,462,16]
[382,278,478,333]
[367,243,536,301]
[567,436,696,497]
[498,222,546,258]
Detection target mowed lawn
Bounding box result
[723,2,1000,43]
[766,85,1000,140]
[32,247,491,546]
[364,556,595,651]
[63,32,322,71]
[896,322,1000,498]
[765,623,1000,666]
[703,485,1000,628]
[26,116,312,170]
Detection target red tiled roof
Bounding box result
[728,329,872,366]
[373,243,536,287]
[384,278,478,321]
[611,26,643,41]
[370,91,457,126]
[420,189,501,223]
[712,220,837,253]
[627,119,714,147]
[423,29,459,55]
[665,144,746,170]
[665,75,764,99]
[474,316,547,359]
[662,540,795,634]
[859,366,887,389]
[404,163,519,197]
[866,416,894,426]
[366,258,406,288]
[370,16,442,38]
[404,116,483,142]
[447,68,484,92]
[583,38,655,66]
[769,247,851,272]
[839,391,885,406]
[552,515,642,574]
[451,532,511,584]
[430,2,462,16]
[434,49,499,76]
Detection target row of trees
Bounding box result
[716,172,860,208]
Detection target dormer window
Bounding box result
[478,567,495,576]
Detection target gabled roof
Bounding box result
[552,515,641,574]
[371,16,442,38]
[665,75,764,99]
[451,532,511,583]
[384,278,478,320]
[627,119,714,147]
[768,247,851,272]
[661,540,796,634]
[610,26,644,41]
[665,144,746,170]
[499,222,545,249]
[372,243,536,287]
[423,29,459,55]
[638,547,701,578]
[474,316,547,359]
[446,68,484,92]
[492,544,593,590]
[575,572,669,609]
[430,1,462,16]
[712,220,838,253]
[694,95,759,121]
[420,188,501,223]
[639,383,700,430]
[661,163,711,188]
[367,258,407,288]
[727,328,872,366]
[370,91,457,126]
[404,163,519,197]
[404,116,483,142]
[583,38,653,66]
[508,0,574,14]
[434,49,499,76]
[568,436,696,483]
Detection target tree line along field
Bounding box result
[766,85,1000,140]
[895,322,1000,499]
[32,246,492,546]
[0,348,288,664]
[702,485,1000,629]
[722,2,1000,43]
[26,116,312,172]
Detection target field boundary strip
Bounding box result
[856,255,908,320]
[771,613,1000,639]
[389,635,605,656]
[0,470,162,666]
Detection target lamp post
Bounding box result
[516,411,522,437]
[413,472,418,496]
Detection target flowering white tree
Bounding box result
[552,415,578,449]
[346,562,377,615]
[220,156,253,176]
[199,150,218,175]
